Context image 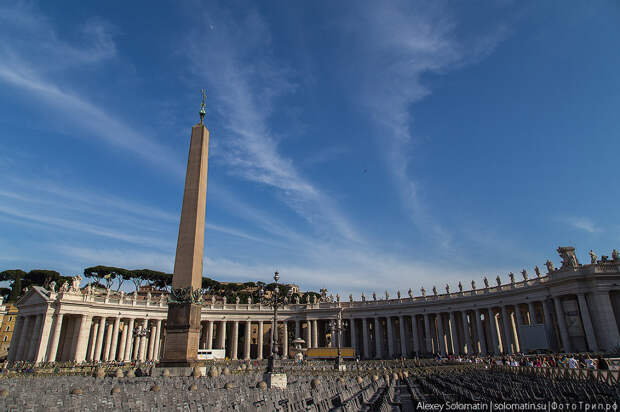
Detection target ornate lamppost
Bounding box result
[328,304,345,370]
[258,271,293,373]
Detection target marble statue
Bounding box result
[71,275,82,292]
[408,288,412,298]
[249,296,253,304]
[509,272,515,284]
[458,282,463,292]
[361,292,366,301]
[48,281,56,292]
[60,282,70,293]
[445,284,450,294]
[336,293,340,303]
[483,276,489,288]
[312,295,318,304]
[535,266,541,277]
[590,250,597,264]
[349,294,353,302]
[211,296,216,304]
[521,269,528,281]
[159,294,166,303]
[329,294,334,302]
[372,292,377,301]
[557,246,579,270]
[320,288,328,300]
[132,291,138,300]
[613,249,619,261]
[385,290,389,300]
[420,287,426,297]
[235,296,240,304]
[397,290,401,299]
[147,292,152,301]
[432,286,437,296]
[223,296,227,304]
[119,291,125,301]
[545,260,554,273]
[496,276,501,286]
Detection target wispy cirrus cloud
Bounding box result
[0,2,184,177]
[185,5,361,243]
[341,1,510,249]
[563,216,600,234]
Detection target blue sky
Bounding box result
[1,1,619,295]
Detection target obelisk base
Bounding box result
[160,303,201,367]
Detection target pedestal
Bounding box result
[266,372,287,389]
[160,303,201,367]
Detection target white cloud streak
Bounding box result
[185,5,361,243]
[0,2,184,177]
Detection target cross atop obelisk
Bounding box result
[161,90,210,367]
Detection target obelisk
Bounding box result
[161,90,209,367]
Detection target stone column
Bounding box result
[282,322,288,359]
[448,312,458,355]
[133,326,141,360]
[26,314,43,361]
[68,316,82,361]
[553,297,571,352]
[123,318,134,361]
[362,318,370,359]
[47,313,64,362]
[154,319,163,360]
[423,314,432,354]
[474,309,487,355]
[501,306,513,354]
[386,317,395,358]
[542,299,557,350]
[528,302,537,324]
[16,315,32,361]
[350,318,357,354]
[218,321,227,350]
[94,317,106,361]
[295,320,301,339]
[374,317,382,358]
[73,314,92,362]
[514,306,524,353]
[462,311,472,355]
[398,316,407,357]
[118,320,128,362]
[304,320,311,350]
[488,309,500,355]
[436,314,447,356]
[231,321,239,360]
[312,320,318,348]
[109,317,121,361]
[575,293,597,351]
[103,322,114,361]
[7,315,24,362]
[35,314,54,362]
[139,319,149,361]
[411,315,420,355]
[257,321,264,359]
[589,291,620,351]
[206,320,214,350]
[244,320,251,360]
[146,324,155,360]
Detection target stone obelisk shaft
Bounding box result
[161,123,209,367]
[173,124,209,291]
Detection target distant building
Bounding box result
[0,301,14,359]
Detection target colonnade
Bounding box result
[8,254,620,362]
[8,313,165,363]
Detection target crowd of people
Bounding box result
[446,353,611,369]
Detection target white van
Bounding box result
[197,349,226,360]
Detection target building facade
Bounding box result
[8,247,620,363]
